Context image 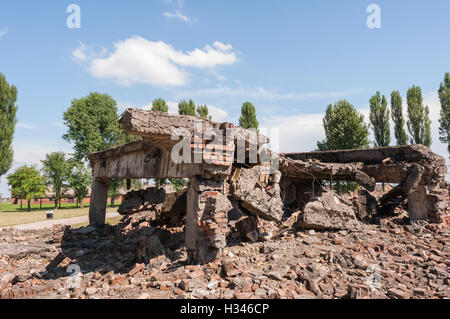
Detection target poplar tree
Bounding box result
[369,92,391,147]
[406,85,432,147]
[178,99,196,116]
[0,73,18,209]
[151,98,168,112]
[438,73,450,153]
[196,104,212,120]
[239,102,259,129]
[390,90,408,145]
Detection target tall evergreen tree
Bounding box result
[196,104,212,120]
[390,90,408,145]
[369,92,391,147]
[406,85,432,146]
[438,73,450,153]
[178,99,196,116]
[239,102,259,129]
[0,73,18,208]
[151,98,169,112]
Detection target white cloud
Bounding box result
[182,86,364,102]
[16,122,38,129]
[72,41,107,64]
[208,105,229,122]
[163,10,191,23]
[72,41,88,62]
[0,28,7,39]
[213,41,233,51]
[75,36,237,87]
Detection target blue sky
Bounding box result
[1,0,450,196]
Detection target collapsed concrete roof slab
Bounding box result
[282,145,447,184]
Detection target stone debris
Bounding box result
[0,214,448,300]
[297,188,361,231]
[230,166,284,223]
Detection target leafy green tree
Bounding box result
[151,98,169,112]
[390,90,408,145]
[317,100,370,192]
[170,178,189,191]
[369,92,390,147]
[317,100,370,151]
[41,152,71,209]
[196,104,212,120]
[67,160,92,208]
[178,99,196,116]
[0,73,18,209]
[7,165,46,211]
[239,102,259,129]
[438,73,450,153]
[63,92,133,162]
[406,85,432,146]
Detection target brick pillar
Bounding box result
[186,176,231,264]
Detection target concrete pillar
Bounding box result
[89,177,109,226]
[186,176,231,264]
[407,185,428,221]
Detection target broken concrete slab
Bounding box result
[230,166,284,222]
[0,242,52,259]
[297,189,361,231]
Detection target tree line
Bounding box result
[6,153,91,211]
[1,71,449,210]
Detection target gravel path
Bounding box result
[0,212,120,231]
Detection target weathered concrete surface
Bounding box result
[283,145,448,223]
[283,144,447,184]
[89,178,109,227]
[0,242,52,259]
[230,166,284,222]
[118,187,166,215]
[89,140,232,179]
[279,156,376,191]
[297,189,361,231]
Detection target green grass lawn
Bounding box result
[0,202,121,227]
[0,201,121,212]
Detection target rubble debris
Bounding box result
[87,109,448,265]
[352,189,378,220]
[118,187,166,215]
[283,145,449,223]
[119,188,187,227]
[45,252,66,270]
[1,216,449,299]
[230,166,284,222]
[297,188,362,231]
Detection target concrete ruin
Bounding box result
[88,108,449,264]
